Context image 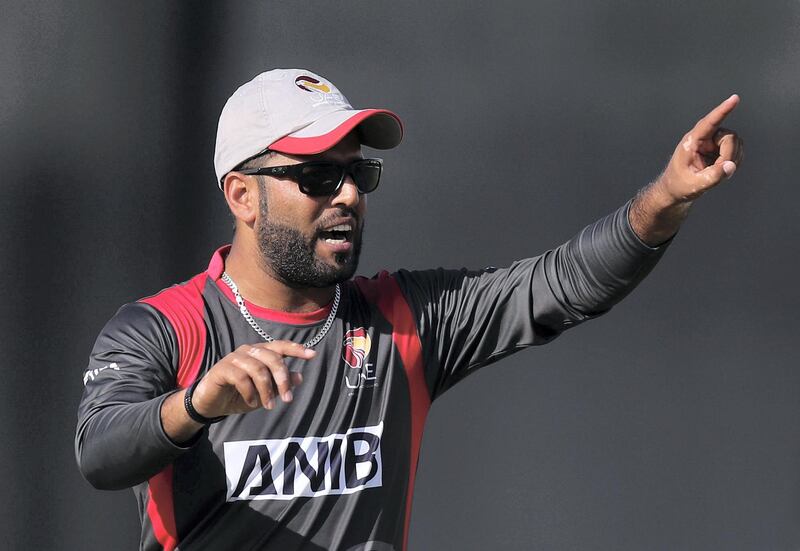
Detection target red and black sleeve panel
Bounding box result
[75,273,208,492]
[76,299,186,490]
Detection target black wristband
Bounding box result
[184,378,226,425]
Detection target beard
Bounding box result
[255,202,363,289]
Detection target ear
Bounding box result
[223,172,260,229]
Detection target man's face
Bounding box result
[253,133,367,288]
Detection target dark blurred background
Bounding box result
[2,1,798,549]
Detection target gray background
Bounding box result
[2,1,798,549]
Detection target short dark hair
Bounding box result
[233,149,276,172]
[228,149,276,233]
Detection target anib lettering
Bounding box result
[224,423,384,501]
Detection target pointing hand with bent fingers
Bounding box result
[659,94,745,203]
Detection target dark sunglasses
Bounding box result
[238,158,383,197]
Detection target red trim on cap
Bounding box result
[354,271,430,551]
[207,244,333,325]
[269,109,402,155]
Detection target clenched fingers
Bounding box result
[714,127,743,159]
[228,352,279,408]
[242,341,314,407]
[197,340,315,416]
[250,341,314,403]
[225,362,263,408]
[245,347,293,405]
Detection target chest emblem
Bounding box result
[343,328,377,390]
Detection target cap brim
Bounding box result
[269,109,403,155]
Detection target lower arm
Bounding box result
[161,389,205,444]
[77,395,193,490]
[552,198,672,317]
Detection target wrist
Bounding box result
[652,171,691,209]
[160,389,204,445]
[629,178,692,247]
[184,378,226,425]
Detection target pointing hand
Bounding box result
[192,341,315,417]
[658,94,744,203]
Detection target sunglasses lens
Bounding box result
[299,164,343,196]
[351,161,382,194]
[295,160,382,196]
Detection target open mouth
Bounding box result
[318,223,353,245]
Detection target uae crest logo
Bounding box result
[342,328,377,390]
[294,75,332,93]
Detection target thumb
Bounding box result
[699,160,736,186]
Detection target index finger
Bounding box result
[692,94,740,138]
[253,340,317,359]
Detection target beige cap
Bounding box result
[214,68,403,188]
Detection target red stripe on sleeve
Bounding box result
[139,272,209,550]
[140,272,209,387]
[146,465,178,551]
[355,271,431,551]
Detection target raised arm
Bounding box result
[392,96,744,399]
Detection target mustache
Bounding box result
[314,208,361,233]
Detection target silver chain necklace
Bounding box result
[221,271,340,348]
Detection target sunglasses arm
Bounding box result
[238,166,291,178]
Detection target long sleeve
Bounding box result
[393,198,671,399]
[75,302,193,490]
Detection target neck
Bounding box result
[224,234,336,313]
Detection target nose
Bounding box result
[331,175,361,209]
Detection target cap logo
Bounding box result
[295,75,332,93]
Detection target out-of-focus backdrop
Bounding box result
[2,1,798,549]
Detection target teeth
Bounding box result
[324,237,346,244]
[329,224,351,231]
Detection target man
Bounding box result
[76,69,743,550]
